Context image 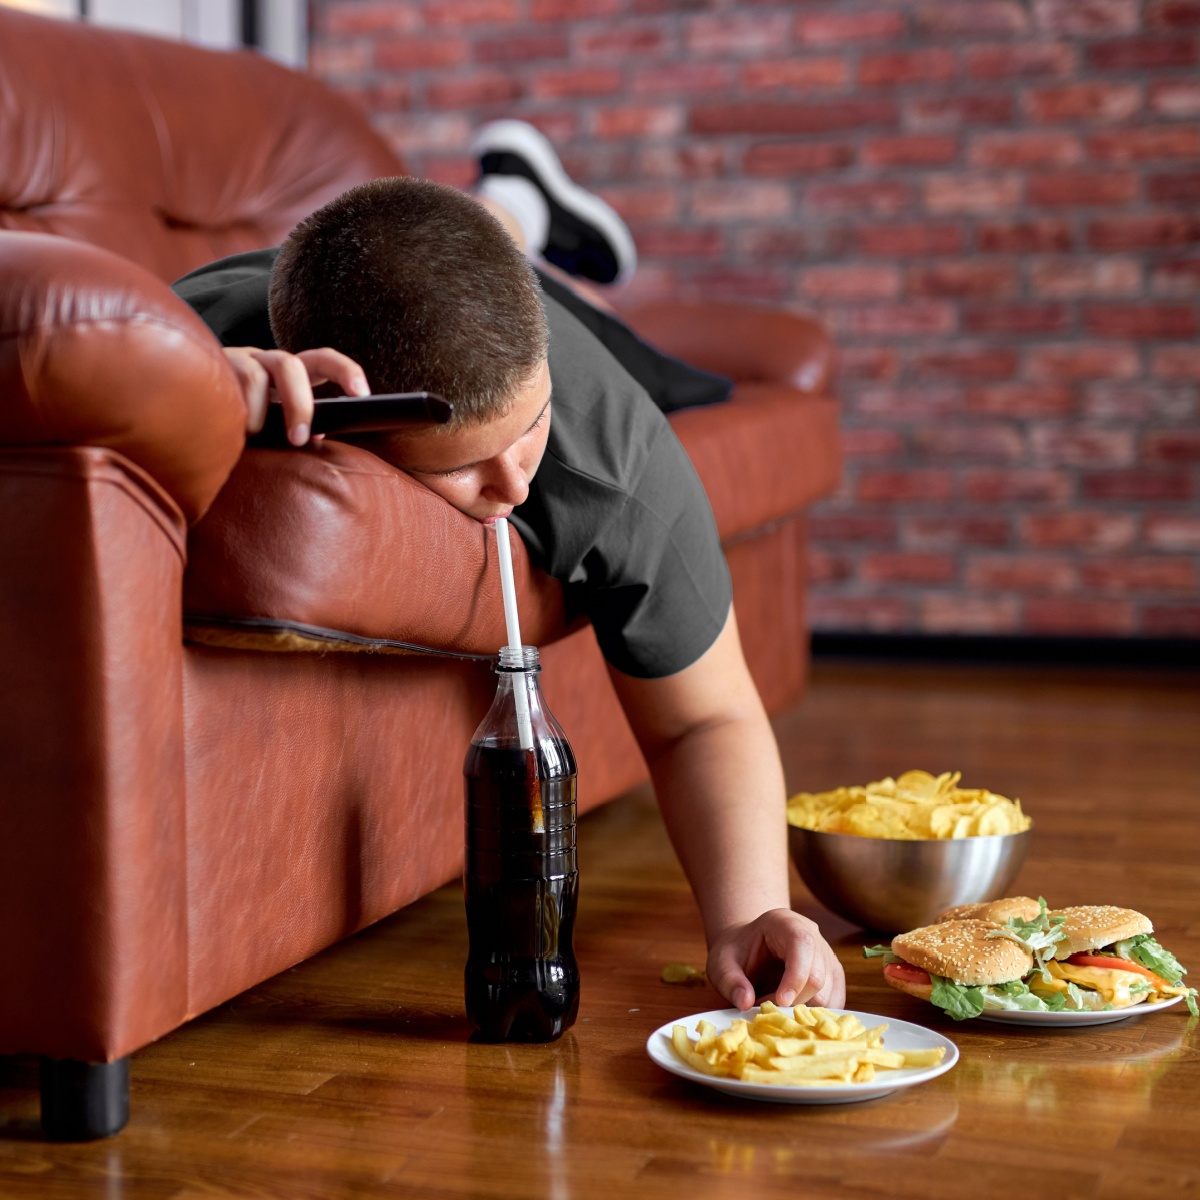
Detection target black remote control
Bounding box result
[249,392,453,446]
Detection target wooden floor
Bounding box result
[2,660,1198,1199]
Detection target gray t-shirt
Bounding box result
[173,250,732,678]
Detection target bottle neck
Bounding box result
[497,645,540,673]
[469,644,575,777]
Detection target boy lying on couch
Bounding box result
[173,123,844,1015]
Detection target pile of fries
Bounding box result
[787,769,1031,839]
[670,1001,944,1087]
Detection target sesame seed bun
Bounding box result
[893,918,1034,987]
[936,896,1042,925]
[1049,906,1152,958]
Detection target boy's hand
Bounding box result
[223,346,370,445]
[706,909,846,1012]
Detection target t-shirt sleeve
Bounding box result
[171,248,280,348]
[580,423,732,679]
[519,294,732,680]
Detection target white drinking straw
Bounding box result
[495,518,535,752]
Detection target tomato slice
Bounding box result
[884,962,931,987]
[1067,953,1168,989]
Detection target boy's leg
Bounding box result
[467,122,729,413]
[534,267,732,414]
[475,191,536,256]
[471,120,637,286]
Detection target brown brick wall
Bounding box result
[310,0,1200,638]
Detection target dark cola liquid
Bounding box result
[463,739,579,1042]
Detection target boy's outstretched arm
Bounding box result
[608,607,846,1012]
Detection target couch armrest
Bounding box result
[0,232,245,523]
[0,448,190,1061]
[619,301,834,395]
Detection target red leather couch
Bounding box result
[0,7,840,1137]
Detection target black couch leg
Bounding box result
[39,1056,130,1140]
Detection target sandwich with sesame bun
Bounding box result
[936,896,1042,924]
[1034,905,1197,1015]
[865,918,1043,1021]
[866,898,1198,1018]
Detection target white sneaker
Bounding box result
[471,119,637,286]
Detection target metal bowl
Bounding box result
[788,826,1031,933]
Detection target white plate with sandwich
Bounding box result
[866,897,1197,1028]
[647,1004,958,1105]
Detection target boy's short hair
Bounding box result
[269,177,548,424]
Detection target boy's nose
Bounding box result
[481,453,529,508]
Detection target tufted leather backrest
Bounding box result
[0,7,405,283]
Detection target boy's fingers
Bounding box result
[708,913,843,1014]
[706,946,756,1012]
[247,350,315,445]
[767,914,817,1008]
[296,347,370,396]
[820,950,849,1008]
[807,945,846,1009]
[223,349,271,433]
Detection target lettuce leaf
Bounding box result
[862,944,900,965]
[1094,934,1196,1011]
[929,975,985,1020]
[1112,934,1188,985]
[983,977,1081,1013]
[1045,989,1068,1012]
[984,981,1052,1012]
[986,896,1065,979]
[1000,896,1061,941]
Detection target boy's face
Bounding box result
[382,358,552,524]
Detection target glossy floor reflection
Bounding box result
[1,660,1197,1198]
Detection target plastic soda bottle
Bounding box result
[463,645,579,1041]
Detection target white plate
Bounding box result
[646,1007,959,1105]
[976,992,1186,1027]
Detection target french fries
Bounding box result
[787,769,1031,840]
[670,1001,945,1087]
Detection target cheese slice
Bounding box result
[1027,970,1105,1010]
[1036,960,1152,1008]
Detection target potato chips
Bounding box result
[660,962,706,987]
[670,1001,944,1086]
[786,770,1030,840]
